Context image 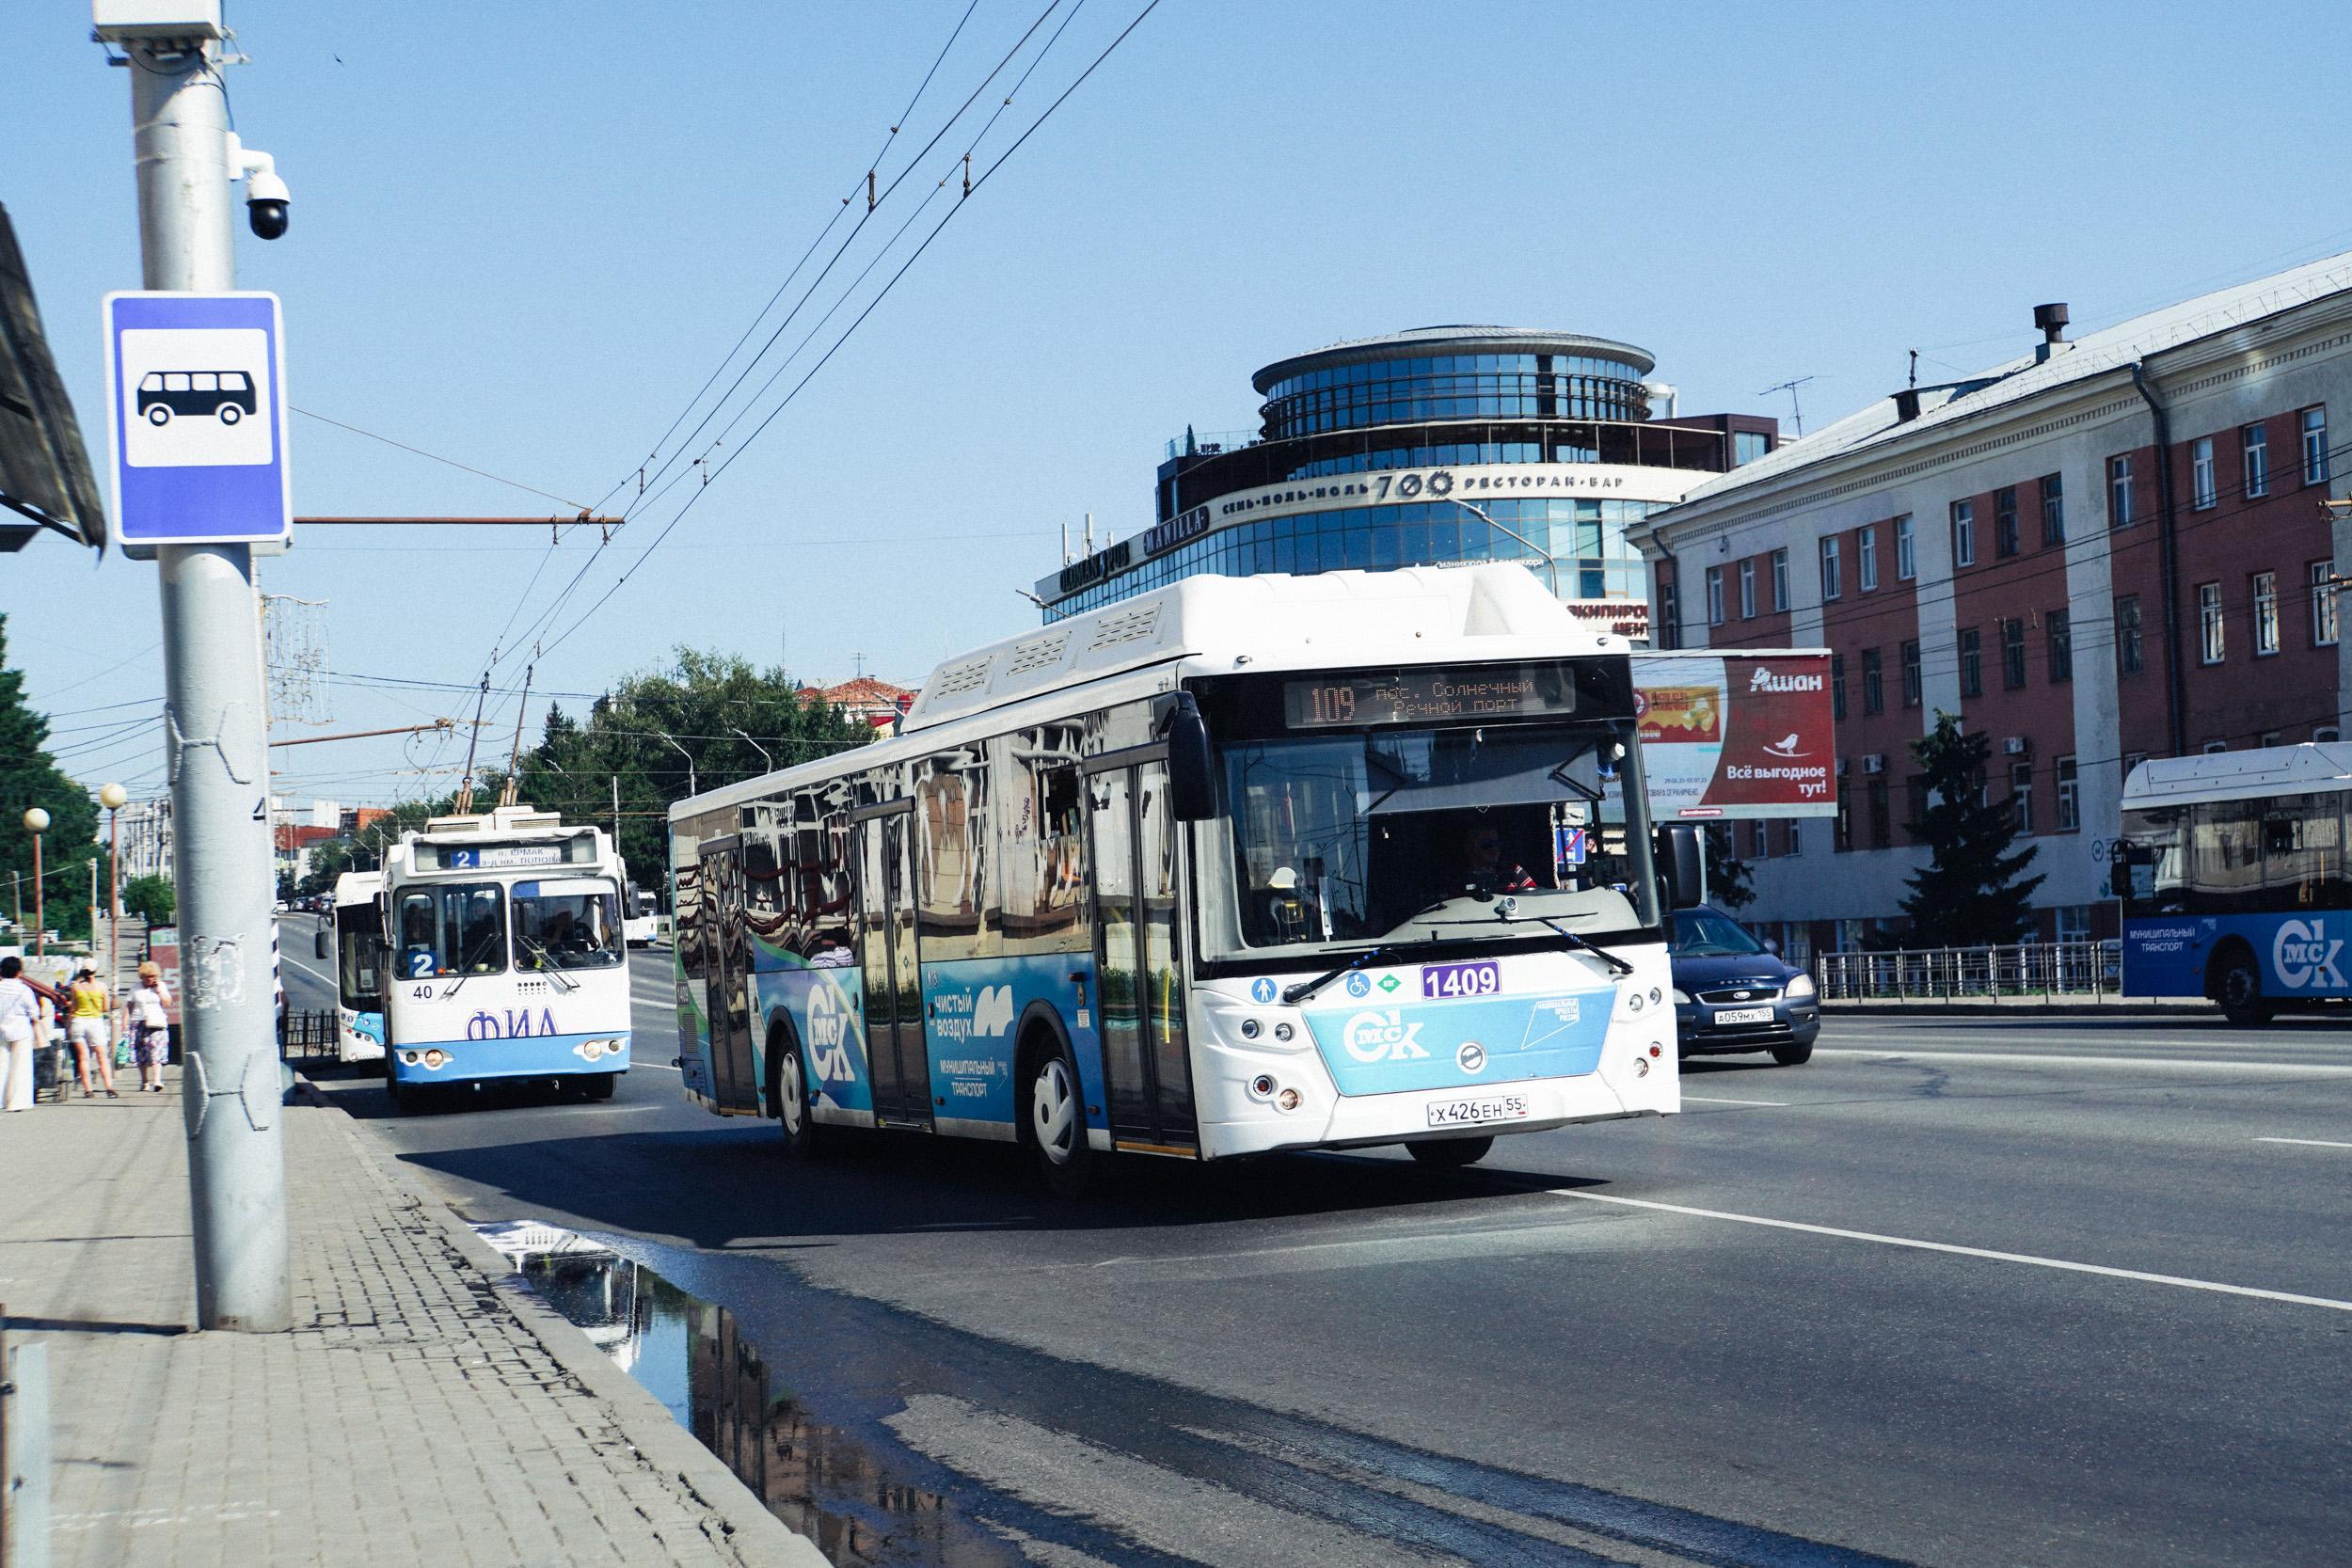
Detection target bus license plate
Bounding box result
[1421,959,1502,999]
[1426,1094,1528,1129]
[1713,1006,1773,1025]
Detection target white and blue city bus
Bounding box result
[670,566,1694,1193]
[327,869,387,1063]
[375,804,635,1111]
[2116,742,2352,1023]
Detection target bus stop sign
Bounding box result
[101,291,291,558]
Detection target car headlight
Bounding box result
[1670,988,1692,1006]
[1785,973,1817,1001]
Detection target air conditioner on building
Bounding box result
[1862,753,1886,774]
[1835,758,1849,777]
[2003,736,2031,755]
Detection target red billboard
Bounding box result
[1632,652,1836,818]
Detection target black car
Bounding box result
[1670,905,1820,1066]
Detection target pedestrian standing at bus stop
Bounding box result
[0,957,43,1113]
[70,967,120,1099]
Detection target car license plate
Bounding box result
[1425,1094,1528,1128]
[1713,1006,1773,1025]
[1421,959,1502,999]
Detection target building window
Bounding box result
[1867,777,1891,848]
[1659,579,1680,649]
[2108,454,2134,526]
[1771,546,1789,611]
[1861,647,1883,714]
[1859,525,1879,592]
[1705,565,1724,625]
[2048,608,2073,683]
[2318,727,2342,744]
[1905,774,1930,841]
[2304,406,2330,486]
[2253,571,2280,656]
[2056,755,2079,832]
[1994,486,2019,557]
[1900,640,1921,707]
[2039,474,2064,546]
[2192,585,2230,667]
[2242,422,2268,498]
[2199,580,2225,663]
[1820,536,1842,600]
[1895,515,1915,580]
[2056,904,2090,942]
[1738,559,1756,619]
[1748,819,1768,859]
[2010,760,2034,833]
[1734,430,1771,465]
[1951,499,1976,566]
[1787,818,1803,857]
[2314,560,2341,646]
[2202,740,2229,754]
[2001,618,2027,689]
[2261,730,2283,748]
[1959,626,1982,697]
[2117,594,2143,674]
[1830,653,1847,721]
[2192,436,2217,509]
[1836,779,1852,852]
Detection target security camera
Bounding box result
[226,134,289,241]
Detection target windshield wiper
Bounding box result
[1281,944,1416,1006]
[1533,915,1636,977]
[517,936,580,991]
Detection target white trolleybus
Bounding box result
[670,566,1698,1194]
[325,870,387,1063]
[362,804,635,1112]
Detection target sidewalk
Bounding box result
[0,1070,823,1568]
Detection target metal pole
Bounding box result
[109,808,121,988]
[1445,499,1563,597]
[124,31,292,1332]
[29,832,41,958]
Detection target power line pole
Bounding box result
[107,10,292,1331]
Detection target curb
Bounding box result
[1821,1000,2216,1018]
[292,1076,829,1568]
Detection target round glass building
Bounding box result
[1037,326,1777,637]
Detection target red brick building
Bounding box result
[1637,256,2352,957]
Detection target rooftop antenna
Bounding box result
[1760,376,1816,436]
[1060,519,1070,563]
[1908,350,1918,389]
[852,650,866,679]
[1083,512,1094,555]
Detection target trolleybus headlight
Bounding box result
[1273,1022,1294,1042]
[1277,1088,1301,1112]
[1635,1057,1650,1077]
[1627,992,1643,1012]
[1648,987,1661,1005]
[423,1049,447,1069]
[1240,1018,1262,1040]
[402,1051,421,1066]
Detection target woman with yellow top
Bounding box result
[68,968,119,1099]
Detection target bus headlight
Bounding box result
[1785,973,1817,1001]
[1239,1018,1262,1040]
[422,1049,447,1069]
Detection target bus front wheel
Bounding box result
[2215,949,2272,1026]
[1023,1038,1092,1198]
[1407,1136,1493,1168]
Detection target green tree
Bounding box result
[1899,712,2045,945]
[121,873,175,927]
[485,650,866,896]
[1704,826,1756,911]
[0,615,103,942]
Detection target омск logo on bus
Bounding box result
[2273,919,2346,990]
[1342,1009,1430,1063]
[804,983,860,1081]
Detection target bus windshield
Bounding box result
[514,879,624,970]
[1205,718,1654,961]
[398,883,508,976]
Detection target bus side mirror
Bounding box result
[313,928,329,960]
[1657,825,1705,910]
[1162,692,1216,821]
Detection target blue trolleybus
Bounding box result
[2116,743,2352,1023]
[670,566,1695,1193]
[365,804,636,1111]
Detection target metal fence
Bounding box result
[1816,941,2124,1002]
[278,1007,338,1060]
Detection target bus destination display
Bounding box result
[1284,666,1574,729]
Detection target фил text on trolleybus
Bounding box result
[671,566,1698,1193]
[326,869,387,1063]
[2115,742,2352,1023]
[369,804,635,1112]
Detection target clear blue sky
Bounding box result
[8,0,2350,813]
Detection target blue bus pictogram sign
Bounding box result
[101,291,292,557]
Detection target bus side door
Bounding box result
[698,835,760,1114]
[1087,755,1197,1152]
[853,803,933,1129]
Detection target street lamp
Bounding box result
[100,784,127,984]
[1443,499,1563,598]
[22,807,49,957]
[729,726,772,772]
[653,731,696,798]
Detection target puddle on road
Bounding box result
[475,1220,1022,1568]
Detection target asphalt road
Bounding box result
[278,919,2352,1568]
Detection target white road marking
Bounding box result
[1680,1094,1788,1106]
[2255,1136,2352,1150]
[281,952,336,989]
[1816,1047,2352,1074]
[1549,1189,2352,1313]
